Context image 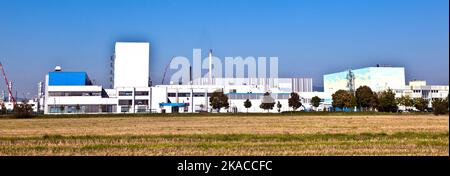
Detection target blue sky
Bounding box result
[0,0,448,98]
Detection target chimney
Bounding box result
[209,49,213,85]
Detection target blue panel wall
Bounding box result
[48,72,91,86]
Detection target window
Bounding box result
[135,91,149,96]
[119,91,133,96]
[121,106,130,113]
[193,93,205,97]
[168,93,177,97]
[135,100,149,105]
[178,93,191,97]
[82,92,100,96]
[118,100,132,106]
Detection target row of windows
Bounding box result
[228,94,291,100]
[48,105,116,113]
[412,90,440,93]
[118,91,149,96]
[118,100,149,106]
[167,93,213,97]
[49,92,101,97]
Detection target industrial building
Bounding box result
[35,42,448,114]
[41,42,323,114]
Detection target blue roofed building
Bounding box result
[48,72,92,86]
[44,68,118,114]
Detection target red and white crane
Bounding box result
[0,62,16,106]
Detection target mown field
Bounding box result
[0,114,448,156]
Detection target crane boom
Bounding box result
[0,62,16,106]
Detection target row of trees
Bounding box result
[246,92,314,112]
[331,86,449,115]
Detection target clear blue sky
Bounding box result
[0,0,448,98]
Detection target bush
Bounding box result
[432,99,448,116]
[13,103,34,119]
[377,89,398,113]
[1,103,7,115]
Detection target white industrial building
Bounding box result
[41,42,324,114]
[37,42,448,114]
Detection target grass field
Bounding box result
[0,114,448,156]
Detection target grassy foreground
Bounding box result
[0,115,448,156]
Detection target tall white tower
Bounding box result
[113,42,150,88]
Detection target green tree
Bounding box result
[276,101,282,113]
[260,92,275,112]
[370,92,379,111]
[377,89,398,113]
[396,95,414,111]
[243,99,252,113]
[414,98,429,112]
[355,86,374,111]
[332,90,356,111]
[288,92,302,111]
[432,98,448,115]
[311,96,321,111]
[209,91,230,112]
[13,101,34,118]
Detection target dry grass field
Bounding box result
[0,115,448,156]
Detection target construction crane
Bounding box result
[161,56,175,85]
[0,62,16,106]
